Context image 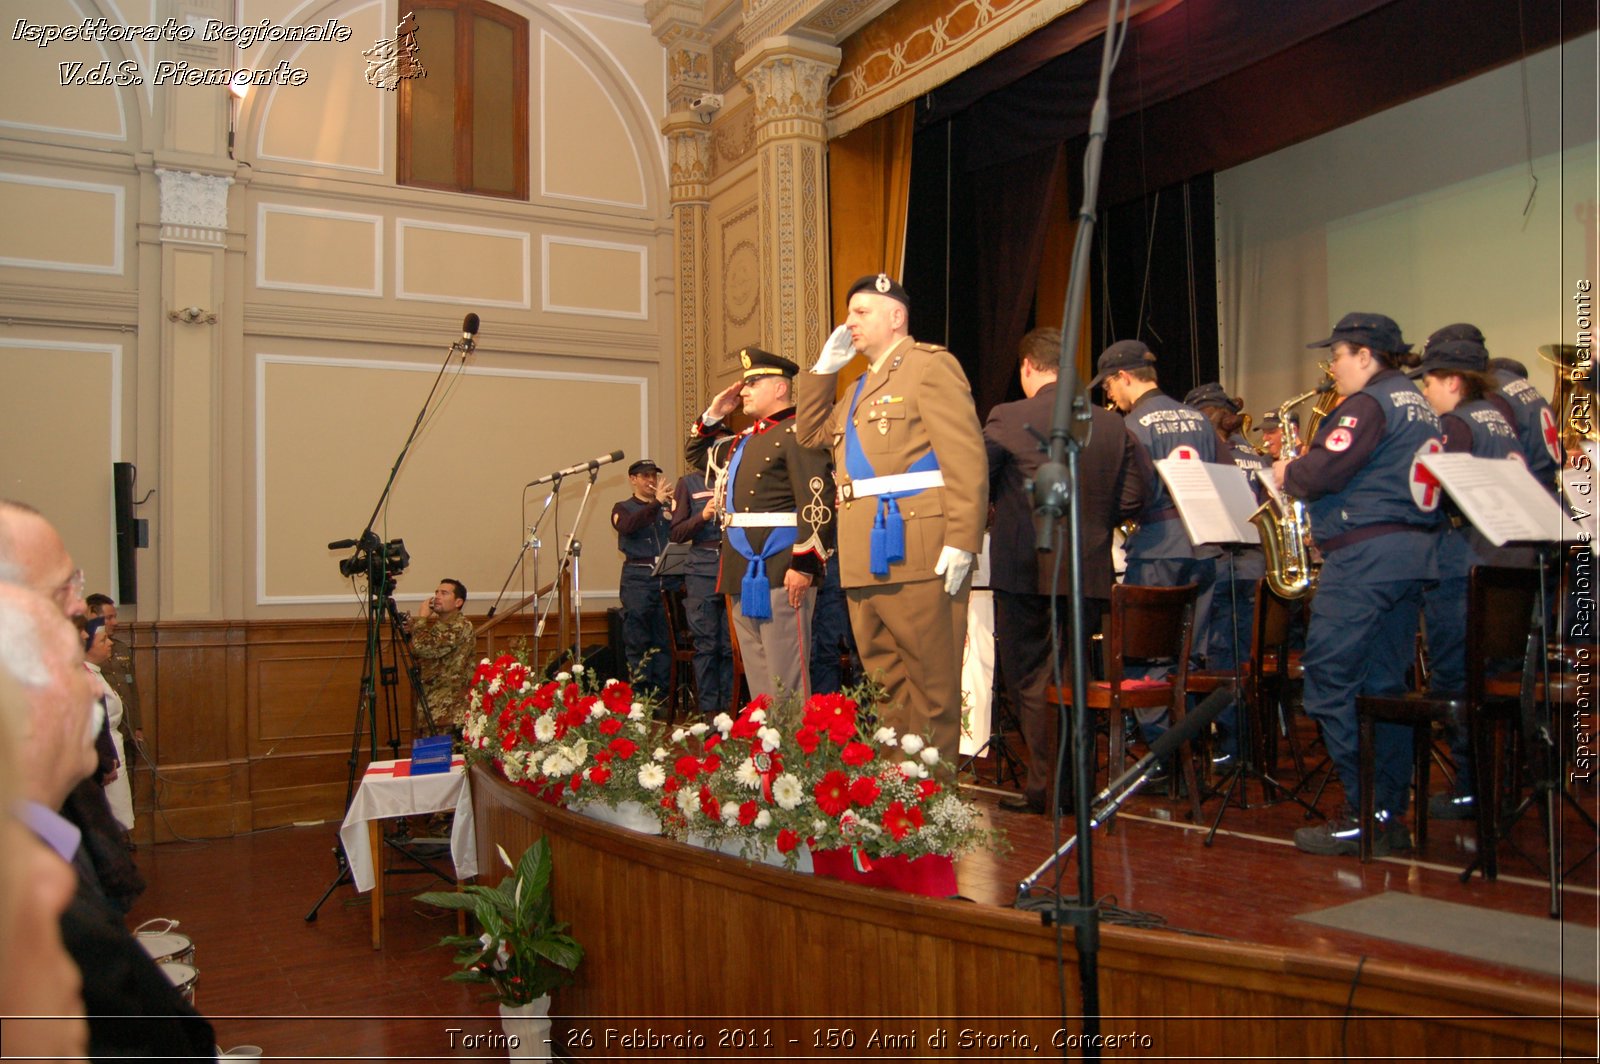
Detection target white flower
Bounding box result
[712,712,734,736]
[480,657,492,666]
[874,726,899,747]
[627,704,645,721]
[735,758,762,790]
[533,714,555,743]
[749,708,767,725]
[900,734,925,755]
[587,703,608,721]
[754,810,771,829]
[688,722,710,737]
[812,818,828,835]
[487,678,503,695]
[637,764,666,790]
[720,800,741,826]
[676,788,698,816]
[652,746,670,762]
[555,671,571,683]
[495,843,514,871]
[898,760,921,779]
[572,662,585,674]
[605,677,621,687]
[519,681,532,693]
[920,746,940,765]
[757,726,782,752]
[671,727,688,743]
[772,774,803,810]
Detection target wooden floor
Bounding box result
[125,746,1600,1061]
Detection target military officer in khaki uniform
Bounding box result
[795,274,987,763]
[686,348,835,699]
[407,578,475,734]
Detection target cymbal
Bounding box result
[1536,343,1586,370]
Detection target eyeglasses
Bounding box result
[52,567,84,608]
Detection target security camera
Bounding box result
[689,94,723,115]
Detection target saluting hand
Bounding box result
[706,380,744,421]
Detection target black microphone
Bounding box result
[459,313,480,352]
[328,538,358,550]
[526,450,625,487]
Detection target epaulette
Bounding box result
[912,341,948,354]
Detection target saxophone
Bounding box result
[1249,381,1338,598]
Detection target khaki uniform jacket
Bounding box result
[411,611,475,727]
[796,336,986,588]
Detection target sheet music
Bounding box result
[1419,452,1582,545]
[1154,459,1263,546]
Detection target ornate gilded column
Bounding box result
[661,114,714,433]
[737,37,840,367]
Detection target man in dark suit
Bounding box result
[984,328,1146,814]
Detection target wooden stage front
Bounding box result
[469,765,1597,1061]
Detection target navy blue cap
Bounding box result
[846,273,910,309]
[1088,339,1156,389]
[1307,312,1408,355]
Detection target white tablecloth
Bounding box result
[338,756,478,892]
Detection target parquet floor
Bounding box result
[124,742,1599,1061]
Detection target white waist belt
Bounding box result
[725,512,798,528]
[843,469,945,500]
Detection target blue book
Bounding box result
[410,734,453,775]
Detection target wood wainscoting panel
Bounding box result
[468,765,1592,1060]
[121,611,589,843]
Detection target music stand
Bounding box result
[651,542,691,578]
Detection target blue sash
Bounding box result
[724,433,795,620]
[844,375,940,577]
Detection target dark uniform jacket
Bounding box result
[984,384,1145,600]
[612,495,672,563]
[685,407,835,594]
[1440,398,1532,570]
[1122,389,1221,560]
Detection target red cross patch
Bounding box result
[1540,406,1562,462]
[1171,444,1200,461]
[1325,428,1353,452]
[1410,439,1444,512]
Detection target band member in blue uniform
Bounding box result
[1412,338,1533,819]
[1186,382,1268,764]
[669,468,735,715]
[1093,340,1220,754]
[687,348,835,699]
[1274,313,1443,857]
[611,459,677,699]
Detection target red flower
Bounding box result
[562,682,582,705]
[814,770,851,817]
[593,749,613,765]
[663,775,680,794]
[699,786,719,819]
[601,682,633,713]
[848,775,881,807]
[794,727,820,755]
[703,754,722,774]
[674,755,701,781]
[804,692,859,744]
[840,741,875,767]
[608,738,638,760]
[587,764,612,785]
[598,717,623,736]
[529,683,557,711]
[918,779,942,800]
[737,801,758,826]
[704,734,722,752]
[776,828,800,854]
[882,800,925,840]
[568,774,583,793]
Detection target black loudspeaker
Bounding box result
[112,462,146,604]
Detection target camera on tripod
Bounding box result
[332,532,411,579]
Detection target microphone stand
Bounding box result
[545,467,603,667]
[484,481,562,661]
[1017,2,1131,1056]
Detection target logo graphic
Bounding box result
[1325,427,1353,452]
[1170,444,1200,461]
[1539,405,1562,462]
[364,11,425,90]
[1410,438,1444,511]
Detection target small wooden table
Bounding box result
[338,756,477,949]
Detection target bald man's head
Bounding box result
[0,502,85,620]
[0,584,96,808]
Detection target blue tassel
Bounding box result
[870,519,889,577]
[741,561,772,619]
[883,498,905,567]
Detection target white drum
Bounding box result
[158,961,199,1005]
[137,931,195,967]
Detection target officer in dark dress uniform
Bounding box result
[669,469,735,714]
[686,348,835,699]
[1275,313,1443,857]
[611,459,677,698]
[1094,340,1220,749]
[1413,338,1533,819]
[1185,382,1268,763]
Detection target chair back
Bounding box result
[1106,582,1198,693]
[1252,580,1305,673]
[1466,565,1540,705]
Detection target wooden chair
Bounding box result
[659,586,699,722]
[1048,582,1202,826]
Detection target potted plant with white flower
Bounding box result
[416,838,582,1060]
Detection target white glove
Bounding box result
[933,545,974,597]
[811,324,855,375]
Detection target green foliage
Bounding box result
[416,837,583,1006]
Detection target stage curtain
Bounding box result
[826,102,914,396]
[971,144,1065,418]
[1032,162,1094,389]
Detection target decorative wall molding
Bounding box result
[737,37,840,136]
[0,172,125,275]
[254,203,384,298]
[395,218,532,309]
[540,234,651,320]
[158,169,232,230]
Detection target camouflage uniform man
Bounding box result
[407,578,475,733]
